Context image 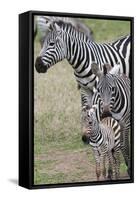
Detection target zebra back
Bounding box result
[111,35,131,59]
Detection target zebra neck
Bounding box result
[65,36,94,73]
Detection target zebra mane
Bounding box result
[54,20,75,28]
[51,20,90,42]
[54,20,77,32]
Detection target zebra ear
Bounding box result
[53,22,61,31]
[49,22,61,32]
[82,105,90,112]
[92,104,98,111]
[103,63,112,73]
[49,23,54,31]
[91,62,102,77]
[109,62,121,75]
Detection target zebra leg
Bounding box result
[112,150,120,179]
[107,152,114,180]
[125,129,131,176]
[102,155,107,180]
[96,161,101,181]
[115,152,120,179]
[120,128,130,176]
[94,150,101,181]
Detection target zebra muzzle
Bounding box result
[102,104,112,118]
[82,134,90,144]
[104,104,110,112]
[35,56,48,73]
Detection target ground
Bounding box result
[34,18,130,185]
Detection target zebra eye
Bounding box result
[112,87,115,92]
[49,42,55,46]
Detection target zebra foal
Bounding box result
[82,105,121,180]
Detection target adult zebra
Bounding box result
[35,21,131,90]
[87,63,131,176]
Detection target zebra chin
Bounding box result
[82,135,90,144]
[35,56,48,73]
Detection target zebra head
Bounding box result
[81,105,98,144]
[35,22,67,73]
[92,63,120,116]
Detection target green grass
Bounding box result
[81,18,130,42]
[34,18,130,185]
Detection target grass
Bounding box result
[81,18,130,42]
[34,18,130,185]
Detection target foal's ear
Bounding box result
[82,105,90,112]
[89,104,98,115]
[91,104,98,111]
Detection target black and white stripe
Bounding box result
[82,105,121,180]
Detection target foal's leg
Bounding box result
[94,150,101,181]
[102,155,107,180]
[107,152,114,180]
[113,151,120,179]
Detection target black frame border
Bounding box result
[19,10,134,189]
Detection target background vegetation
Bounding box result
[34,18,130,185]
